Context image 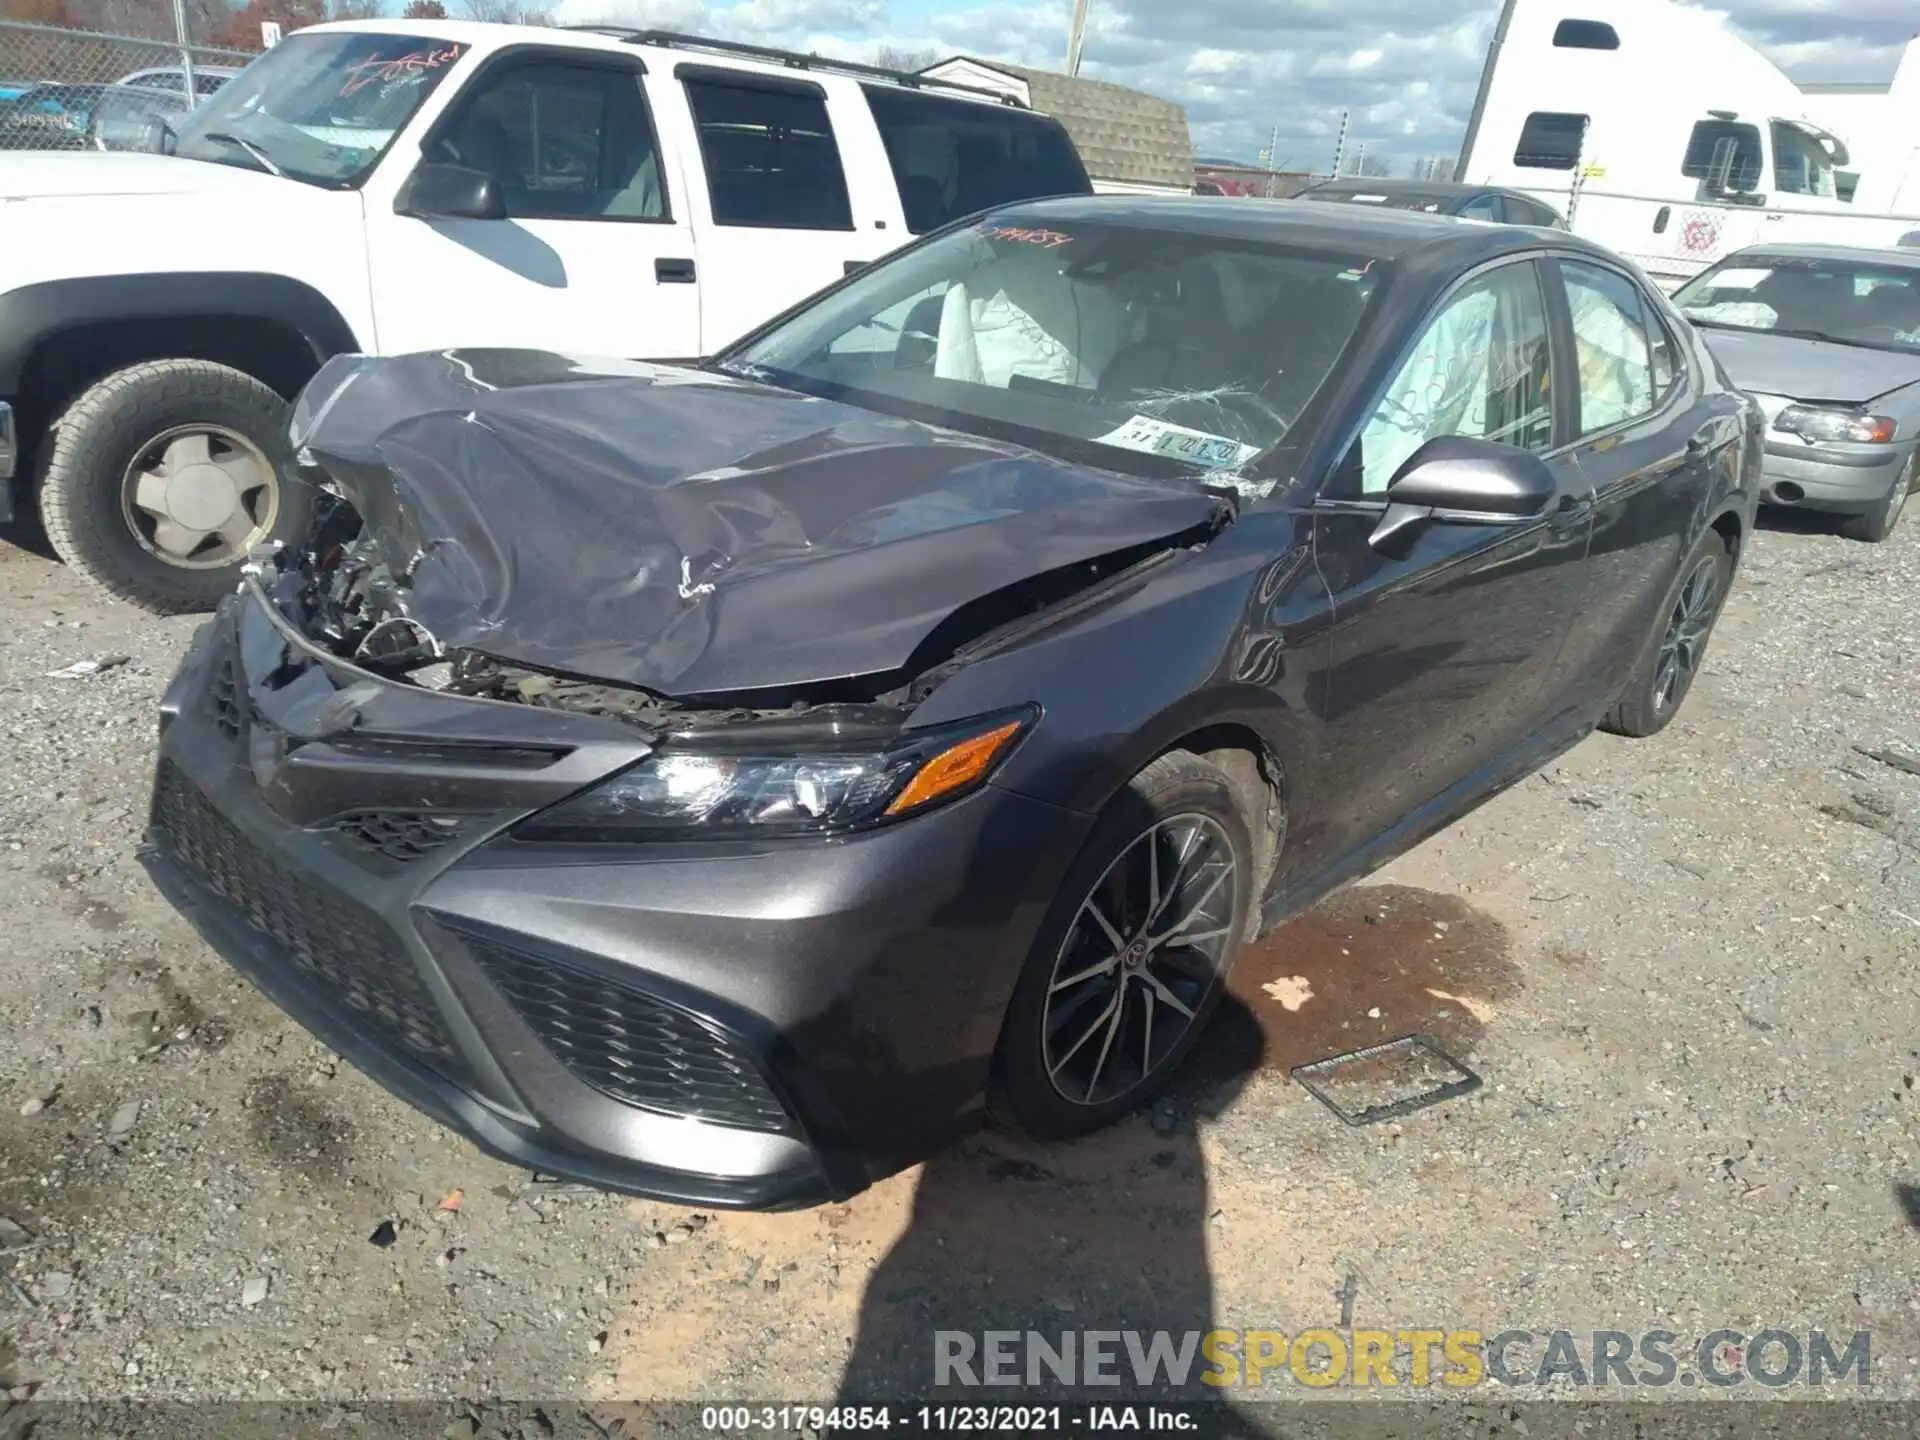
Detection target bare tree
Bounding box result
[872,44,940,74]
[458,0,552,24]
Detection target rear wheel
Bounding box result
[990,752,1255,1140]
[1838,453,1914,543]
[1601,530,1732,739]
[37,359,310,614]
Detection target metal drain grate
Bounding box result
[1289,1034,1481,1126]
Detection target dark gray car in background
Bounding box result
[141,197,1760,1208]
[1297,178,1567,229]
[1673,243,1920,542]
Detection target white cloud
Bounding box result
[543,0,1912,174]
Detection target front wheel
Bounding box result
[990,752,1256,1140]
[1601,529,1732,739]
[1838,452,1914,543]
[37,360,311,614]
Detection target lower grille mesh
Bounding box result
[150,763,471,1083]
[327,809,475,865]
[457,928,792,1134]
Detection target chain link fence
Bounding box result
[0,18,258,151]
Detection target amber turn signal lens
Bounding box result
[884,719,1027,817]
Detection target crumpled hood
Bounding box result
[298,349,1228,697]
[1700,326,1920,406]
[0,150,288,202]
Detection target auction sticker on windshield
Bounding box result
[1099,415,1262,469]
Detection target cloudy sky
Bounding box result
[545,0,1916,172]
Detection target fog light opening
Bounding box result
[1772,481,1803,505]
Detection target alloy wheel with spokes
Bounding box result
[1042,811,1241,1108]
[119,424,280,571]
[1651,551,1722,716]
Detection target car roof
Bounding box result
[1307,180,1484,199]
[993,192,1602,272]
[1304,179,1559,211]
[1721,243,1920,272]
[304,18,1026,110]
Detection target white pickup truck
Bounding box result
[0,19,1092,611]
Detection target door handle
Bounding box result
[655,257,696,284]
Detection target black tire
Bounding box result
[990,751,1256,1140]
[1838,453,1914,543]
[1601,529,1733,739]
[37,360,310,614]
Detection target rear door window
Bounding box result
[861,84,1092,233]
[681,72,853,230]
[1458,193,1503,222]
[1560,260,1658,433]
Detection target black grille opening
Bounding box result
[211,655,247,739]
[456,927,792,1134]
[326,809,476,865]
[150,764,471,1085]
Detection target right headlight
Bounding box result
[1773,405,1896,445]
[513,706,1036,843]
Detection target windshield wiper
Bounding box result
[202,131,282,177]
[1767,326,1855,346]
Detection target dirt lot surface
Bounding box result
[1,512,1917,1417]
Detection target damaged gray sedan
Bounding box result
[141,198,1758,1206]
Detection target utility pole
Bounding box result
[1065,0,1090,76]
[171,0,196,108]
[1329,107,1349,179]
[1258,120,1279,195]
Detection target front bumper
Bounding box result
[1759,439,1911,513]
[142,587,1087,1207]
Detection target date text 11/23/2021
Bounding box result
[700,1407,1195,1432]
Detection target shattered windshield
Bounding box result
[1674,255,1920,351]
[723,216,1386,478]
[171,31,468,188]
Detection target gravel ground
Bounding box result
[0,510,1916,1414]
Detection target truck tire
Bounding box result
[37,360,311,614]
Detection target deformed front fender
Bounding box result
[909,508,1333,826]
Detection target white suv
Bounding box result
[0,21,1090,611]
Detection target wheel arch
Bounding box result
[1058,686,1305,930]
[0,272,362,472]
[1707,503,1744,561]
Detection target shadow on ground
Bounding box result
[833,996,1266,1403]
[831,885,1520,1404]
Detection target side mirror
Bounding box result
[1368,435,1557,553]
[395,162,505,222]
